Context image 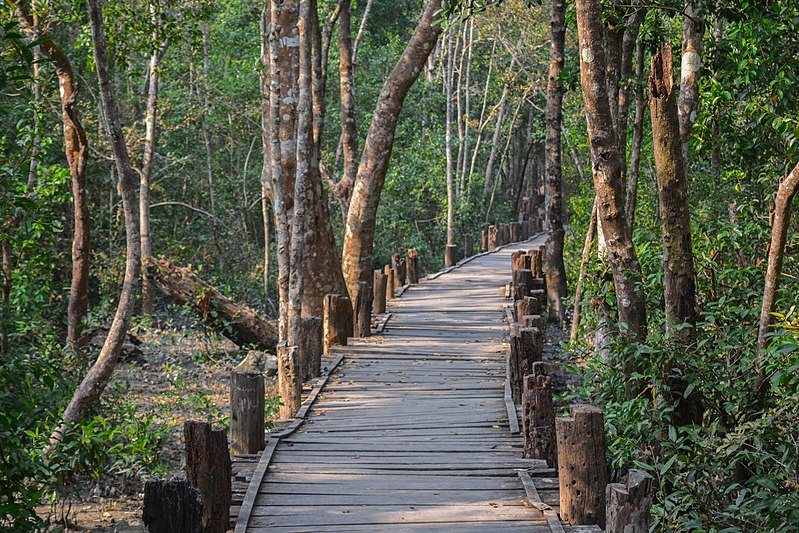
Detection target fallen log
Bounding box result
[146,256,279,351]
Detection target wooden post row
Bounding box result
[184,421,231,533]
[373,269,387,314]
[522,373,556,467]
[355,281,373,338]
[230,370,265,456]
[406,248,420,284]
[508,327,543,404]
[323,294,353,355]
[556,405,608,528]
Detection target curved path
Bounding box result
[240,237,565,532]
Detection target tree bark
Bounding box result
[575,0,648,352]
[756,162,799,353]
[50,0,141,446]
[678,0,705,161]
[544,0,568,325]
[649,45,698,341]
[627,35,645,229]
[341,0,442,300]
[336,0,358,213]
[201,24,219,257]
[445,28,456,246]
[570,200,597,341]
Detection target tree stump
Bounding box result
[392,253,407,287]
[323,294,353,355]
[508,327,537,404]
[373,270,387,315]
[606,470,655,533]
[355,281,373,338]
[510,222,521,242]
[556,405,607,528]
[230,371,265,456]
[464,234,474,257]
[407,248,420,284]
[384,265,395,301]
[487,225,498,251]
[522,374,556,466]
[445,244,458,267]
[299,316,323,381]
[183,421,231,533]
[277,343,301,418]
[143,477,202,533]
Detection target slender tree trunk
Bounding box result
[678,0,705,161]
[756,162,799,354]
[336,0,358,213]
[341,0,441,300]
[259,5,272,303]
[201,24,219,257]
[616,7,644,185]
[458,20,474,198]
[1,242,11,352]
[570,201,597,340]
[650,45,698,341]
[445,28,455,246]
[50,0,141,446]
[466,41,495,192]
[544,0,568,325]
[627,35,645,229]
[575,0,648,355]
[352,0,372,65]
[482,61,514,196]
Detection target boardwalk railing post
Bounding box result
[184,421,231,533]
[324,294,353,355]
[488,225,498,251]
[606,469,655,533]
[510,222,520,242]
[556,404,608,528]
[445,244,458,267]
[384,265,395,301]
[513,268,534,300]
[481,229,487,252]
[515,295,542,321]
[373,270,387,314]
[521,219,529,240]
[407,248,420,284]
[230,370,265,456]
[300,316,323,381]
[392,253,407,287]
[355,281,373,338]
[143,478,203,533]
[522,374,556,466]
[509,327,541,404]
[464,234,474,257]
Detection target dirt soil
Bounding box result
[37,322,276,532]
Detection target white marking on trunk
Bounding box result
[581,48,594,64]
[681,51,700,81]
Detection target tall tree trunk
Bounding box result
[756,162,799,354]
[201,24,219,257]
[616,6,644,185]
[50,0,141,446]
[259,5,273,303]
[650,45,698,340]
[466,41,495,192]
[627,35,645,229]
[482,61,515,196]
[545,0,568,325]
[336,0,358,213]
[459,19,474,198]
[575,0,648,356]
[570,201,597,340]
[341,0,441,300]
[678,0,705,161]
[140,3,165,319]
[445,29,455,246]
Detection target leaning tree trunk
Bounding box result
[757,162,799,354]
[336,0,358,214]
[575,0,648,355]
[50,0,141,447]
[341,0,442,300]
[649,45,698,341]
[678,0,704,162]
[544,0,568,325]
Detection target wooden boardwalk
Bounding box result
[235,237,580,532]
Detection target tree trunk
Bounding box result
[445,28,456,246]
[146,256,279,350]
[756,162,799,353]
[201,24,219,257]
[341,0,442,300]
[616,7,644,186]
[627,35,645,228]
[336,0,358,213]
[50,0,141,446]
[544,0,568,325]
[575,0,648,353]
[678,0,705,161]
[570,201,597,341]
[649,45,698,341]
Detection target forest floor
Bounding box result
[36,319,276,532]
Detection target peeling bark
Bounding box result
[678,0,705,161]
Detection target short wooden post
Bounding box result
[515,295,541,319]
[503,224,511,244]
[464,234,474,257]
[407,248,420,284]
[277,343,301,417]
[510,222,521,242]
[445,244,458,267]
[481,230,488,252]
[184,421,231,533]
[299,316,323,381]
[143,478,202,533]
[556,405,608,528]
[522,374,556,466]
[230,370,265,456]
[373,270,387,314]
[392,253,407,287]
[355,281,373,338]
[522,314,545,332]
[513,268,534,299]
[384,265,395,301]
[508,327,537,404]
[606,470,655,533]
[323,294,353,355]
[529,288,546,308]
[487,225,497,251]
[528,249,544,278]
[521,219,530,240]
[511,251,530,273]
